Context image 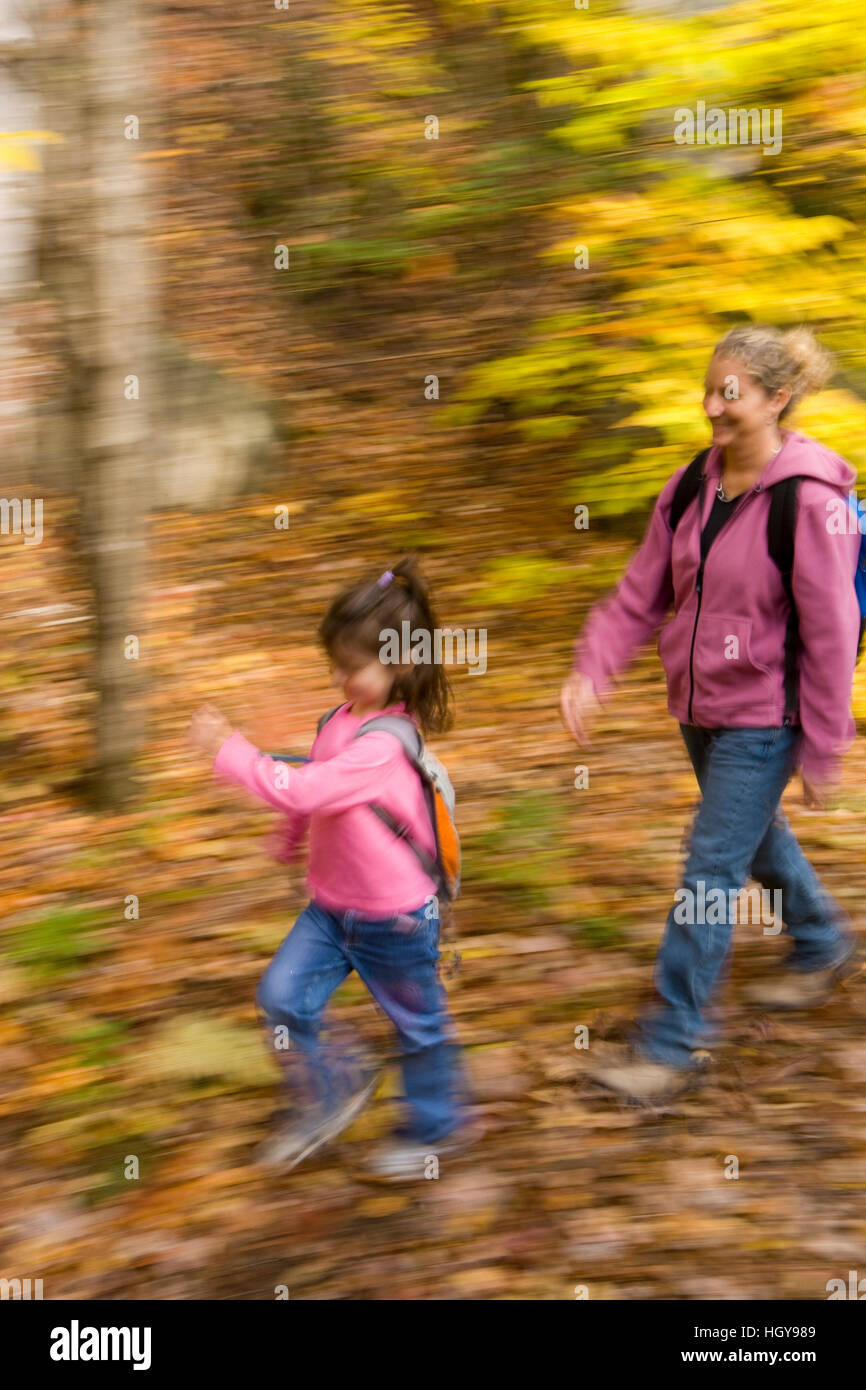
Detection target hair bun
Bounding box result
[782,326,834,397]
[713,323,834,419]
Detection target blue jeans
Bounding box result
[636,725,853,1068]
[256,898,467,1146]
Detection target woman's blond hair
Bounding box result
[712,324,834,419]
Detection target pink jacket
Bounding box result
[573,430,861,785]
[213,700,437,917]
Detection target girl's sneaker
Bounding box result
[255,1071,380,1170]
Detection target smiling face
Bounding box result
[703,353,791,453]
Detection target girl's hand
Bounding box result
[801,774,837,811]
[187,703,234,757]
[560,671,602,747]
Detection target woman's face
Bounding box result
[703,353,790,452]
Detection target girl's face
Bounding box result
[703,354,791,452]
[329,642,399,712]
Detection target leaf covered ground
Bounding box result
[3,428,866,1301]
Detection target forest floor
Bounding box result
[4,406,866,1300]
[3,0,865,1298]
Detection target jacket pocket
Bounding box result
[691,613,775,723]
[657,604,694,711]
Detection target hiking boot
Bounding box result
[744,940,858,1011]
[362,1114,485,1182]
[745,965,845,1011]
[586,1041,700,1102]
[255,1071,380,1170]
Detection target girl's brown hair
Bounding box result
[712,324,835,420]
[319,555,454,735]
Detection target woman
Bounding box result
[561,325,861,1101]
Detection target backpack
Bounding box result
[669,448,866,722]
[311,705,461,903]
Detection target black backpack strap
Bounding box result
[669,448,712,533]
[767,477,801,724]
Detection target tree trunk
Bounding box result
[39,0,155,808]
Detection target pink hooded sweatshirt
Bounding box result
[213,700,437,917]
[573,430,861,785]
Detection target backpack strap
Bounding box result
[316,704,345,736]
[767,477,801,724]
[769,477,866,704]
[354,713,423,764]
[669,448,712,533]
[364,804,440,882]
[353,715,442,889]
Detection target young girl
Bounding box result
[188,557,472,1177]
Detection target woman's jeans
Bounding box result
[636,725,854,1069]
[256,897,466,1146]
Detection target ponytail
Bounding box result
[319,554,454,735]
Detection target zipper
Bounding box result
[687,566,704,725]
[686,479,763,724]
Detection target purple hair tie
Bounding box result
[377,569,395,589]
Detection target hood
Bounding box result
[704,429,857,491]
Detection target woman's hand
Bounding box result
[187,703,234,757]
[801,774,837,811]
[560,671,602,747]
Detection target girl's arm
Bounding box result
[189,703,405,817]
[188,705,314,854]
[212,728,405,816]
[265,811,309,864]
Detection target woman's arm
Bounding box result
[791,484,860,788]
[571,467,682,697]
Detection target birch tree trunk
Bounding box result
[0,1,41,488]
[39,0,154,807]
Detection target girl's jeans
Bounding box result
[636,725,853,1069]
[256,897,467,1146]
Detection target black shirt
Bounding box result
[700,489,742,562]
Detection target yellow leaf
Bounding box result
[0,141,41,172]
[358,1194,411,1217]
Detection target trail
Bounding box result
[3,461,865,1297]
